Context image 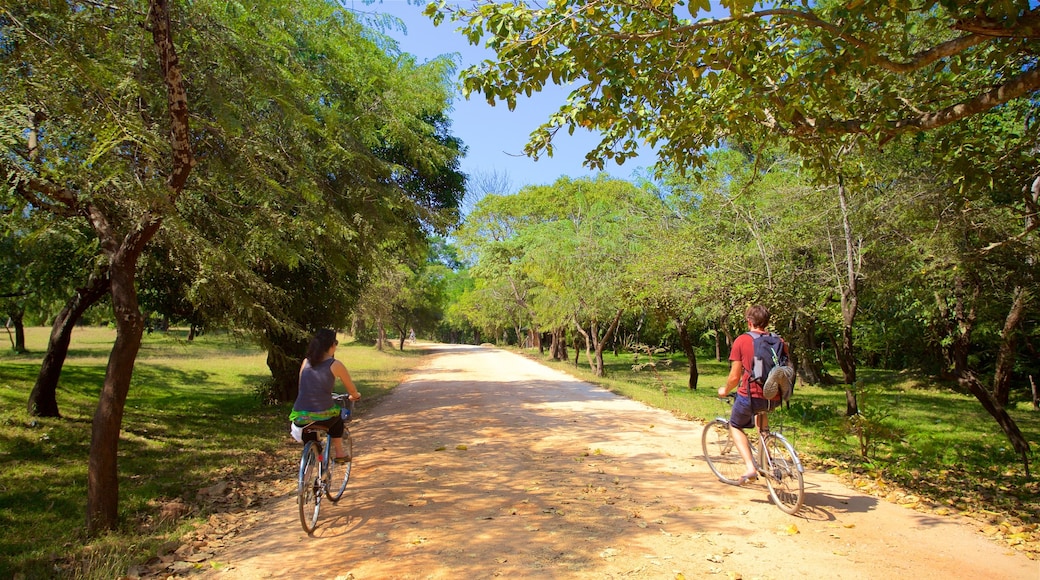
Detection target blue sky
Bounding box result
[363,0,658,192]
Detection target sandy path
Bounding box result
[202,344,1038,579]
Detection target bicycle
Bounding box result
[297,393,355,533]
[702,396,805,515]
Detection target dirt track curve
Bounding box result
[199,344,1038,579]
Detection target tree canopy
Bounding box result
[432,0,1040,171]
[1,0,464,531]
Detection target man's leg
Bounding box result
[729,425,758,479]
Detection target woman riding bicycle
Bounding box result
[290,329,361,463]
[716,305,788,485]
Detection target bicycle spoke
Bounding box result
[298,441,322,533]
[327,431,353,502]
[763,434,804,515]
[702,419,745,485]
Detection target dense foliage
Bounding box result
[1,0,464,531]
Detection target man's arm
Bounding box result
[718,360,743,397]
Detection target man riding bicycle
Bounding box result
[716,305,789,485]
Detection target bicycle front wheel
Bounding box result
[326,431,353,502]
[298,441,322,533]
[702,418,744,485]
[763,433,804,515]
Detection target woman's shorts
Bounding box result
[729,394,778,430]
[300,415,344,441]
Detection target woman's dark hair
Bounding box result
[745,305,771,329]
[306,329,338,366]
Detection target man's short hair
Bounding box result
[746,305,771,329]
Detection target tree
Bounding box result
[151,0,463,401]
[433,0,1040,171]
[459,175,657,374]
[866,108,1039,473]
[2,0,194,533]
[3,0,464,532]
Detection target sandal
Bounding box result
[334,455,351,464]
[738,473,759,485]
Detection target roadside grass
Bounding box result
[0,327,425,579]
[527,348,1040,541]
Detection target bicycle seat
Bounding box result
[302,423,330,434]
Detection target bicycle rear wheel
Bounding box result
[298,441,322,533]
[702,418,745,485]
[763,433,804,515]
[326,431,353,502]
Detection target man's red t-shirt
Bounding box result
[729,332,785,401]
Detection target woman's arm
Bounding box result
[330,360,361,399]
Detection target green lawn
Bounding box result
[0,327,423,579]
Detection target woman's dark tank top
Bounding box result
[294,357,336,412]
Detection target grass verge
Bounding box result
[0,327,426,579]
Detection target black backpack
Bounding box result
[747,331,793,401]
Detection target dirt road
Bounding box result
[200,344,1038,579]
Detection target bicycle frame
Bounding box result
[297,395,355,533]
[702,398,805,514]
[298,427,332,533]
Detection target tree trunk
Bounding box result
[718,318,733,359]
[28,269,110,417]
[85,0,194,534]
[7,308,27,354]
[836,318,856,384]
[86,233,156,534]
[790,312,827,385]
[993,286,1030,407]
[575,320,596,373]
[959,371,1031,477]
[377,320,387,351]
[838,320,859,416]
[835,173,860,415]
[675,319,699,390]
[579,309,624,377]
[265,335,305,403]
[549,328,567,361]
[951,276,979,378]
